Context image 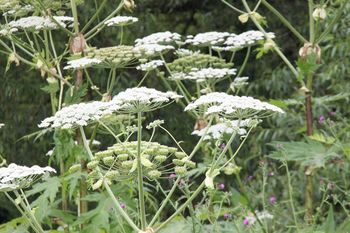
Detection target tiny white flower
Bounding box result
[135,31,181,45]
[104,16,138,26]
[136,60,164,71]
[64,57,102,70]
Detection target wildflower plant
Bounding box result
[0,0,347,232]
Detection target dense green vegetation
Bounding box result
[0,0,349,232]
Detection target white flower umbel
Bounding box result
[64,57,102,70]
[136,60,164,71]
[104,16,138,26]
[185,32,231,46]
[38,101,121,129]
[185,92,284,119]
[174,48,199,57]
[0,163,56,192]
[7,16,73,31]
[133,44,174,56]
[230,76,249,91]
[192,119,251,140]
[244,211,274,225]
[170,68,236,83]
[135,31,181,45]
[214,31,275,51]
[112,87,182,113]
[0,123,4,129]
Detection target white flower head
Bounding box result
[185,31,231,46]
[104,16,138,26]
[136,60,164,71]
[192,119,252,140]
[0,123,4,129]
[7,16,73,32]
[214,30,275,51]
[38,101,121,129]
[230,76,249,91]
[133,44,174,57]
[135,31,181,45]
[185,92,284,119]
[175,48,199,57]
[112,87,182,113]
[170,68,236,83]
[244,211,274,225]
[0,163,56,191]
[64,57,102,70]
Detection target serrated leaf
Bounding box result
[64,83,88,105]
[268,139,340,167]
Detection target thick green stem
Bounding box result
[240,0,302,83]
[70,0,80,34]
[261,0,307,43]
[154,182,206,232]
[137,112,147,229]
[79,126,140,232]
[308,0,315,44]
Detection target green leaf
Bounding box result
[26,177,61,203]
[64,83,88,105]
[322,206,335,233]
[268,138,340,168]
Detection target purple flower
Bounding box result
[217,183,225,190]
[223,213,231,220]
[268,171,275,177]
[269,196,277,205]
[329,111,336,116]
[318,115,326,124]
[220,143,226,150]
[247,175,254,182]
[169,173,176,179]
[120,203,126,209]
[243,218,250,225]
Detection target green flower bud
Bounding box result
[175,166,187,175]
[154,155,167,163]
[173,159,184,166]
[148,170,161,179]
[95,150,114,159]
[185,160,196,169]
[87,160,99,169]
[92,179,103,190]
[103,156,115,166]
[223,163,241,175]
[168,147,178,153]
[117,154,129,161]
[105,170,120,179]
[175,152,186,159]
[158,148,169,155]
[68,164,81,173]
[122,160,134,169]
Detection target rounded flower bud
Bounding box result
[174,152,186,159]
[122,160,134,169]
[223,163,241,175]
[154,155,167,162]
[103,156,115,166]
[175,166,187,175]
[313,7,327,21]
[148,170,162,179]
[68,164,81,173]
[87,160,99,169]
[173,159,184,166]
[92,179,103,190]
[158,148,169,155]
[105,170,120,179]
[117,154,129,161]
[185,160,196,169]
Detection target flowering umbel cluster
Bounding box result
[70,141,196,189]
[0,163,56,192]
[185,92,284,118]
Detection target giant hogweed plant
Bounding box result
[0,0,347,233]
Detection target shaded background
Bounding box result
[0,0,349,223]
